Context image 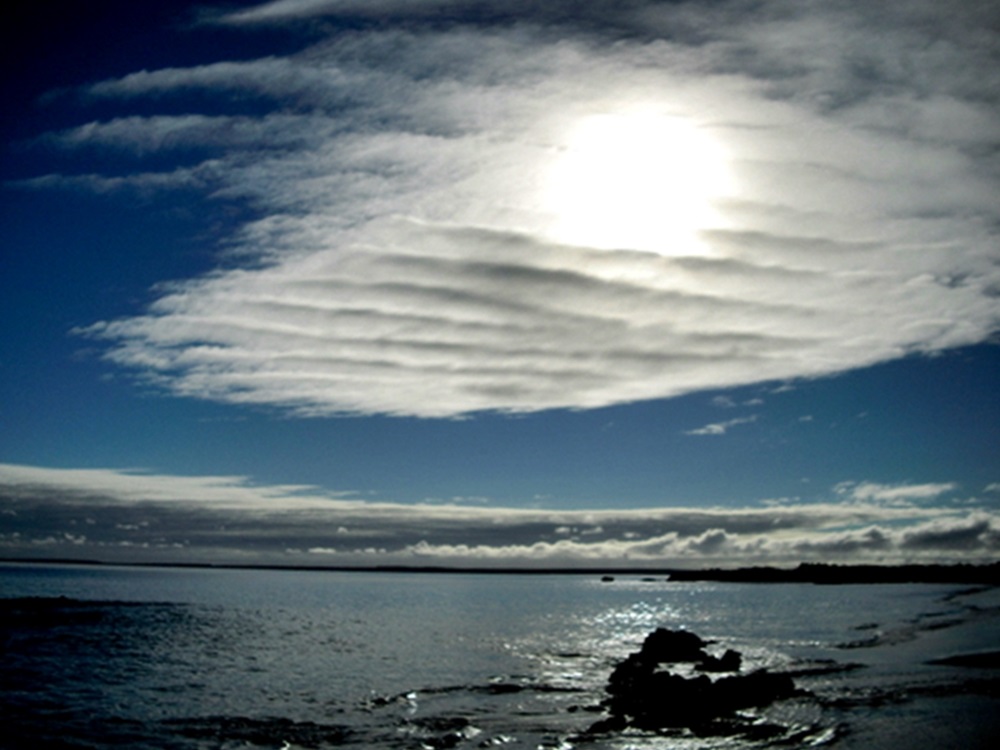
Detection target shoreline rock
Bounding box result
[588,627,798,735]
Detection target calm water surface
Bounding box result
[2,564,998,748]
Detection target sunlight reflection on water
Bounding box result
[2,566,998,749]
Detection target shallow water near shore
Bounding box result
[2,563,999,748]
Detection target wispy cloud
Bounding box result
[835,481,960,506]
[2,463,996,567]
[19,0,1000,417]
[685,415,758,436]
[10,165,218,194]
[39,114,334,155]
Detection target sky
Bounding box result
[1,0,998,569]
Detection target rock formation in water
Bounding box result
[588,627,797,735]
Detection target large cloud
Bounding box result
[25,0,1000,416]
[2,463,996,567]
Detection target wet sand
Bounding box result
[830,585,1000,748]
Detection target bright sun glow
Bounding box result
[544,111,735,256]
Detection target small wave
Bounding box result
[398,715,484,749]
[781,659,866,678]
[369,678,586,706]
[839,586,1000,653]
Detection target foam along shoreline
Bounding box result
[841,584,1000,654]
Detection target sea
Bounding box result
[2,563,999,749]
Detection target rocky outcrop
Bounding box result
[588,628,797,734]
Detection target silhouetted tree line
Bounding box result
[666,561,1000,584]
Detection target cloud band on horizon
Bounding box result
[2,463,997,567]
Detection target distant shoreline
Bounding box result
[2,558,998,585]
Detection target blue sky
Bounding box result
[2,0,998,567]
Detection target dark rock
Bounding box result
[588,628,798,736]
[586,714,628,734]
[606,652,652,696]
[711,670,796,711]
[482,683,524,695]
[639,627,710,663]
[697,648,742,673]
[619,673,716,729]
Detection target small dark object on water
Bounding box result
[601,575,615,582]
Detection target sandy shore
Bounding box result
[828,585,1000,748]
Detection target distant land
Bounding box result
[663,561,1000,585]
[2,559,999,585]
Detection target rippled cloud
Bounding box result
[15,0,998,417]
[2,463,997,567]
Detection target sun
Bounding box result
[543,111,734,256]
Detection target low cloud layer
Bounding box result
[17,0,999,417]
[2,463,997,567]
